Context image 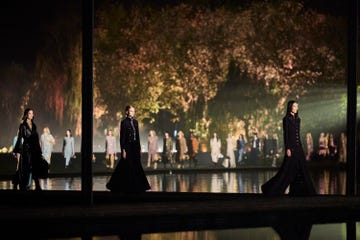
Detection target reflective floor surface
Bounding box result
[49,223,359,240]
[2,169,356,240]
[0,168,347,195]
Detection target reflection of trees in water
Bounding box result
[146,169,346,195]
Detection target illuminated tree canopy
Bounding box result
[94,0,346,140]
[0,0,348,148]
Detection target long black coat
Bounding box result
[13,121,43,188]
[261,115,316,196]
[106,117,151,193]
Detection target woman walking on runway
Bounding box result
[261,100,316,196]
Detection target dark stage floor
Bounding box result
[0,152,355,239]
[0,190,359,239]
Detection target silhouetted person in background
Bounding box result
[188,132,199,168]
[236,134,246,165]
[210,132,221,167]
[162,131,173,168]
[175,130,187,169]
[106,105,151,193]
[105,129,117,169]
[40,126,55,165]
[147,130,158,169]
[63,129,75,168]
[261,100,316,196]
[249,132,260,165]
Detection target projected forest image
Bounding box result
[0,0,350,159]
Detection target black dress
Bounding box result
[261,114,316,196]
[13,122,43,190]
[106,117,151,193]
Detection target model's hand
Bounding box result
[122,150,126,159]
[286,149,291,157]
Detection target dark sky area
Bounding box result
[0,0,351,69]
[0,0,80,69]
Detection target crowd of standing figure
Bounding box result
[304,131,346,163]
[8,101,347,194]
[111,122,347,171]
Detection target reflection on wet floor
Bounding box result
[0,168,356,240]
[138,223,351,240]
[0,169,347,194]
[48,222,356,240]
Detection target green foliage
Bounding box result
[94,0,346,140]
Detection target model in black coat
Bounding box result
[13,108,43,191]
[261,100,316,196]
[106,105,151,193]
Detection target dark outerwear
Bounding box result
[13,121,43,189]
[272,220,312,240]
[261,114,316,196]
[162,136,173,164]
[106,117,151,193]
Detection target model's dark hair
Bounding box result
[22,108,33,121]
[286,100,298,118]
[125,105,134,116]
[66,128,72,137]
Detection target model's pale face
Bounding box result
[128,107,135,118]
[27,110,34,120]
[291,103,298,114]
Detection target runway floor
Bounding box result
[0,169,358,239]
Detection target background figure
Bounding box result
[12,130,22,178]
[13,108,43,191]
[210,132,221,167]
[188,132,199,168]
[249,132,260,165]
[105,129,117,169]
[318,132,327,159]
[12,131,20,153]
[236,134,246,166]
[147,130,159,169]
[270,133,279,167]
[162,132,173,168]
[175,130,187,169]
[225,133,236,168]
[106,105,151,193]
[40,127,55,165]
[63,129,75,168]
[328,133,338,161]
[261,100,316,197]
[338,132,347,163]
[263,133,271,159]
[305,132,313,161]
